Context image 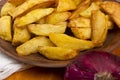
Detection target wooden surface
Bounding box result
[5,43,120,80]
[5,67,65,80]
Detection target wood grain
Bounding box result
[5,67,65,80]
[5,44,120,80]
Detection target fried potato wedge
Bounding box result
[91,10,108,46]
[0,2,16,16]
[79,2,99,18]
[49,33,94,51]
[12,26,31,46]
[27,1,55,11]
[92,0,102,5]
[8,0,55,18]
[0,16,12,41]
[56,0,77,12]
[110,14,120,28]
[28,22,67,36]
[92,0,102,3]
[73,0,83,6]
[8,0,26,6]
[100,1,120,15]
[35,18,45,24]
[38,46,77,60]
[69,17,91,39]
[15,8,54,27]
[69,0,91,19]
[71,27,91,39]
[100,1,120,28]
[68,17,90,28]
[106,15,114,29]
[0,0,117,60]
[16,37,55,55]
[46,12,71,24]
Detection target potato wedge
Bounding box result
[28,22,67,36]
[0,16,12,41]
[110,14,120,28]
[12,26,31,46]
[73,0,83,6]
[15,8,54,27]
[68,17,90,28]
[100,1,120,15]
[49,33,94,51]
[46,12,71,24]
[69,0,91,19]
[8,0,55,18]
[35,17,45,24]
[100,1,120,28]
[91,10,108,46]
[16,37,55,55]
[106,15,114,30]
[27,1,55,12]
[1,2,16,16]
[92,0,102,5]
[8,0,26,6]
[56,0,77,12]
[79,2,99,18]
[38,46,77,60]
[71,27,91,39]
[92,0,102,3]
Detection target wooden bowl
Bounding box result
[0,0,120,68]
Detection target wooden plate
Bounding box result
[0,0,120,68]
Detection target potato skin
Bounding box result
[56,0,76,12]
[28,22,67,36]
[71,27,91,39]
[8,0,55,18]
[49,33,94,51]
[46,12,71,24]
[101,1,120,28]
[1,2,15,16]
[0,16,12,41]
[68,17,90,28]
[79,2,99,18]
[16,37,54,55]
[15,8,54,27]
[12,26,31,46]
[38,46,78,60]
[91,10,108,46]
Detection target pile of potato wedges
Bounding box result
[0,0,120,60]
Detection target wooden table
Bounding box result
[5,67,65,80]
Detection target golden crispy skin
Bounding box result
[91,10,108,46]
[38,46,77,60]
[101,1,120,28]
